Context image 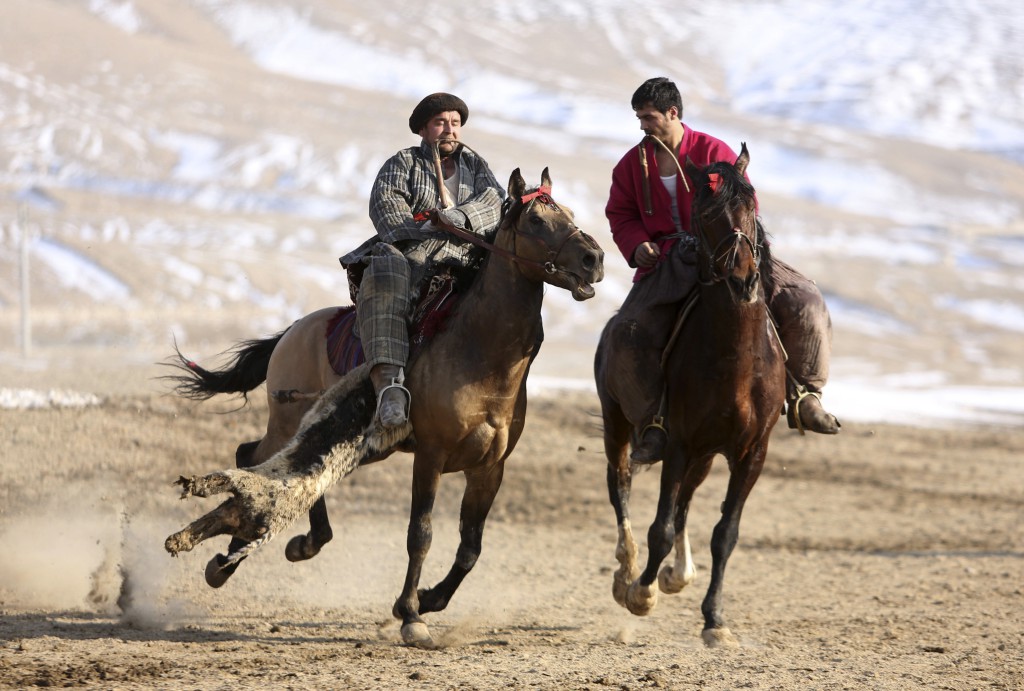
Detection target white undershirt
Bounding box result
[443,169,460,209]
[660,173,682,232]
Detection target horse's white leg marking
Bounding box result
[658,526,696,594]
[612,520,640,606]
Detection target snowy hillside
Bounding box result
[2,0,1023,424]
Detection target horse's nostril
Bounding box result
[583,251,602,272]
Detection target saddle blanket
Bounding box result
[324,272,460,377]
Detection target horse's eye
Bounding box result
[530,215,545,227]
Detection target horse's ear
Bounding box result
[508,168,526,199]
[735,142,749,177]
[541,166,552,189]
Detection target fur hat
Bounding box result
[408,93,469,134]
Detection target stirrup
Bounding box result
[631,416,667,463]
[375,372,411,425]
[640,416,666,438]
[789,390,840,435]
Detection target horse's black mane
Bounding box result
[697,160,756,212]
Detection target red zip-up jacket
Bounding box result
[606,125,744,281]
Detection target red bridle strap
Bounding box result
[520,185,552,205]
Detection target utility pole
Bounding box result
[15,186,62,358]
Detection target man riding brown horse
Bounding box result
[604,77,840,463]
[340,93,506,430]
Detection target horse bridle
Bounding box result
[432,182,595,279]
[693,216,761,286]
[689,171,761,286]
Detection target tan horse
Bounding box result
[165,168,604,647]
[594,144,786,647]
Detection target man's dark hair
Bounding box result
[630,77,683,117]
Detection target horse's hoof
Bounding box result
[658,565,694,594]
[285,535,318,562]
[624,580,657,616]
[701,627,739,648]
[401,621,434,648]
[612,575,629,607]
[204,554,234,588]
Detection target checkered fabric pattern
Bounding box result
[341,140,505,369]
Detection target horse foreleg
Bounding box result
[418,462,504,616]
[659,522,695,595]
[285,496,333,562]
[659,461,709,595]
[393,464,442,648]
[608,456,639,607]
[701,443,767,648]
[600,401,639,607]
[626,456,683,616]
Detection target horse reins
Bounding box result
[425,144,590,277]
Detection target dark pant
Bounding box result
[606,243,831,430]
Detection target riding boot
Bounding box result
[630,388,668,463]
[631,418,667,463]
[370,363,411,428]
[787,391,840,435]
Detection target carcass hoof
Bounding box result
[401,621,435,649]
[204,554,238,589]
[701,627,739,648]
[658,564,694,594]
[624,580,657,616]
[285,534,319,562]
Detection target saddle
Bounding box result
[325,271,462,377]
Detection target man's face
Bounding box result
[635,103,678,143]
[419,110,462,156]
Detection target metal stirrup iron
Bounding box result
[376,368,411,420]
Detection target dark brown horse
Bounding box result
[164,168,604,647]
[594,144,785,647]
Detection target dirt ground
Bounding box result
[1,383,1022,690]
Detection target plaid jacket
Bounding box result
[341,141,505,270]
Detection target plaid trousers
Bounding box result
[354,243,412,368]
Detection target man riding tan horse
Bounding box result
[166,167,604,648]
[341,93,506,430]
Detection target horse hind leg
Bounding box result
[285,496,332,562]
[700,443,768,648]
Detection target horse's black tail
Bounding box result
[163,328,289,402]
